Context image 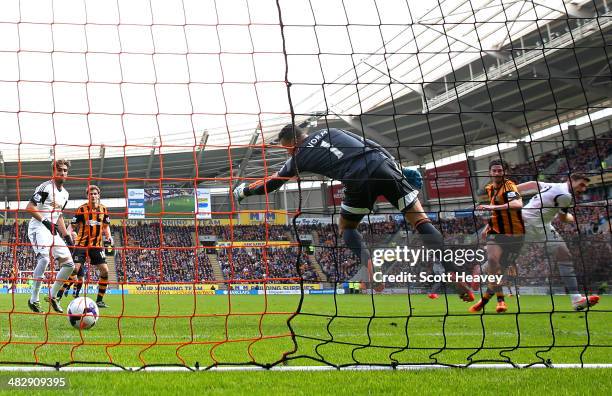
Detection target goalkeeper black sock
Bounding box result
[342,228,371,266]
[414,219,459,273]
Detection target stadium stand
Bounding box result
[113,224,214,283]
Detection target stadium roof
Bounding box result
[1,0,610,202]
[316,0,612,163]
[0,144,292,203]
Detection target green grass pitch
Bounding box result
[0,294,609,394]
[145,196,195,218]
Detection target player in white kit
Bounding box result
[517,173,600,311]
[25,159,76,313]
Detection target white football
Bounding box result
[67,297,99,330]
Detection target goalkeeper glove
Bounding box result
[42,218,56,235]
[402,167,423,190]
[233,183,249,204]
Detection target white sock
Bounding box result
[30,281,42,304]
[30,255,50,303]
[51,264,75,298]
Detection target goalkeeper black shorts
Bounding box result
[340,159,419,221]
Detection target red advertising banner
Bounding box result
[425,161,471,199]
[328,184,344,206]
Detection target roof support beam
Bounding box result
[0,151,7,205]
[486,50,611,102]
[191,131,209,184]
[233,124,260,189]
[531,63,612,101]
[531,1,594,19]
[145,138,157,186]
[449,102,522,139]
[97,145,106,189]
[421,86,522,139]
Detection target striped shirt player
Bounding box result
[72,202,111,249]
[517,174,600,310]
[485,180,526,237]
[470,159,524,314]
[25,159,76,313]
[59,185,113,308]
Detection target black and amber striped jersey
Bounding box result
[71,203,111,247]
[485,180,525,235]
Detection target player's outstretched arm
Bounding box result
[233,172,290,204]
[477,198,523,211]
[507,197,523,209]
[516,181,540,194]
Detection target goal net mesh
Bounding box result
[0,0,610,369]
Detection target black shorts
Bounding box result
[340,160,419,221]
[486,234,524,267]
[73,247,107,266]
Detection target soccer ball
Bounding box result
[67,297,99,330]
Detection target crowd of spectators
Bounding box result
[197,225,291,241]
[0,225,40,279]
[506,132,612,185]
[555,132,612,178]
[507,152,559,184]
[0,223,100,282]
[217,247,318,282]
[2,209,609,288]
[438,216,488,237]
[114,224,214,283]
[316,241,360,282]
[310,220,404,281]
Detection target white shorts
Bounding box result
[524,222,567,255]
[28,225,72,260]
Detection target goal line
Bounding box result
[0,364,610,372]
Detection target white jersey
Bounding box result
[522,182,573,228]
[28,180,70,229]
